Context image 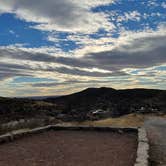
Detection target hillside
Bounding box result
[45,87,166,121]
[0,87,166,123]
[0,97,57,123]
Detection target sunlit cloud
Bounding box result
[0,0,165,96]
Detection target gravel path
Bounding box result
[0,130,137,166]
[145,117,166,166]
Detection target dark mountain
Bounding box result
[18,95,60,100]
[45,87,166,121]
[0,87,166,123]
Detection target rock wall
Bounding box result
[134,128,149,166]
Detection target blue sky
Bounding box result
[0,0,166,97]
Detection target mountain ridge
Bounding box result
[44,87,166,121]
[0,87,166,123]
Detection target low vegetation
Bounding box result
[67,113,166,127]
[0,87,165,133]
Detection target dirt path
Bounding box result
[144,117,166,166]
[0,130,137,166]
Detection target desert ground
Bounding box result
[0,130,137,166]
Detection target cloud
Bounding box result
[0,0,166,96]
[86,35,166,70]
[9,30,15,34]
[30,79,120,88]
[117,11,141,22]
[0,62,32,80]
[161,2,166,8]
[0,25,166,79]
[47,66,127,77]
[0,0,115,33]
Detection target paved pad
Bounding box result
[0,130,137,166]
[144,117,166,166]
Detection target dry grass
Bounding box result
[32,101,56,107]
[61,113,166,128]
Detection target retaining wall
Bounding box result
[134,128,149,166]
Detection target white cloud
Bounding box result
[147,0,159,7]
[161,2,166,9]
[9,30,15,34]
[0,0,166,96]
[0,0,115,33]
[117,11,141,22]
[0,24,166,81]
[73,0,115,8]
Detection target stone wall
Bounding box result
[134,128,149,166]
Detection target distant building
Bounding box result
[92,109,106,115]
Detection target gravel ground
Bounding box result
[145,117,166,166]
[0,130,137,166]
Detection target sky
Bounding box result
[0,0,166,97]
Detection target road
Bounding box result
[144,117,166,166]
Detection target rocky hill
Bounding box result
[0,87,166,123]
[45,87,166,121]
